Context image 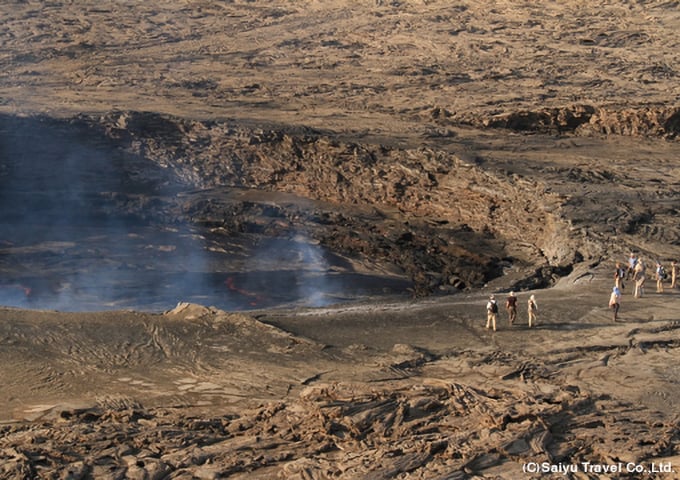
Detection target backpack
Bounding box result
[490,301,498,314]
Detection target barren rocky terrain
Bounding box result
[1,1,680,479]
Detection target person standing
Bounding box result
[486,295,498,331]
[671,260,678,289]
[527,294,538,328]
[655,262,665,293]
[626,252,638,280]
[609,286,621,322]
[505,291,517,325]
[634,258,646,298]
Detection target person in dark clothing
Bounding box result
[505,291,517,325]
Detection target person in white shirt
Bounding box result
[486,295,498,331]
[527,294,538,327]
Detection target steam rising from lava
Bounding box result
[0,115,409,311]
[0,114,207,310]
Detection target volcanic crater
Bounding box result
[1,110,587,312]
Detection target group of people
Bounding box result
[608,253,678,322]
[485,292,537,331]
[485,252,679,330]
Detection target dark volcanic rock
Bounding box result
[84,112,579,294]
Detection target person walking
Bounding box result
[486,295,498,331]
[505,291,517,325]
[527,294,538,328]
[609,286,621,322]
[614,262,625,291]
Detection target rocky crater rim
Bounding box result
[5,105,671,305]
[431,103,680,138]
[90,110,586,290]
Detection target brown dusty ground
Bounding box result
[1,1,680,479]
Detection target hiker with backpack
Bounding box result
[486,295,498,331]
[655,262,666,293]
[634,258,646,298]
